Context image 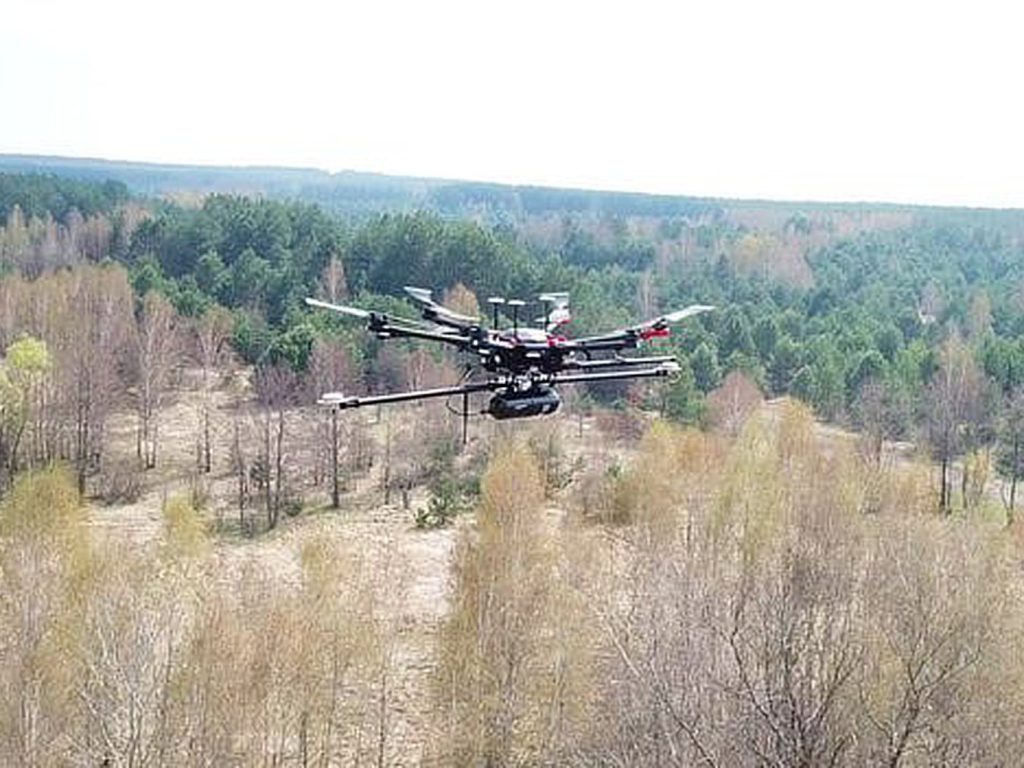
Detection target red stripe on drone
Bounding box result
[640,327,671,340]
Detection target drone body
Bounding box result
[305,287,713,423]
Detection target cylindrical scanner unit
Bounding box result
[486,387,561,419]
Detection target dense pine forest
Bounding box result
[3,165,1024,765]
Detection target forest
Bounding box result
[2,169,1024,765]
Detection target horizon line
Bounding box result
[1,151,1021,215]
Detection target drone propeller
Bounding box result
[566,302,715,352]
[633,304,714,339]
[307,294,480,352]
[658,304,716,325]
[403,286,479,327]
[403,286,434,306]
[538,292,570,303]
[304,297,371,319]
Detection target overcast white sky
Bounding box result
[2,0,1022,207]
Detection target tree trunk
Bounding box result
[273,407,285,525]
[203,407,211,474]
[1010,476,1018,526]
[940,454,949,513]
[264,415,273,529]
[382,417,391,506]
[233,420,247,533]
[331,408,340,509]
[148,416,158,469]
[79,421,89,495]
[961,466,967,512]
[1010,437,1020,526]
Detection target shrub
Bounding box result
[96,461,143,505]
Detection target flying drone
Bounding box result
[305,287,713,432]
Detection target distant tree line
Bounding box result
[0,172,128,221]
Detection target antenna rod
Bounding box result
[508,299,525,337]
[487,297,505,330]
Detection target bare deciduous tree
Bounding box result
[317,255,348,303]
[310,338,358,508]
[927,337,984,513]
[707,370,763,436]
[437,443,561,764]
[192,305,233,474]
[441,282,480,318]
[997,385,1024,523]
[255,363,299,530]
[133,291,179,470]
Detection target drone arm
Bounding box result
[564,354,677,371]
[375,321,474,350]
[319,380,498,410]
[567,305,714,352]
[548,364,679,387]
[304,296,474,350]
[565,332,639,352]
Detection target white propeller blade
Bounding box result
[403,286,434,305]
[539,291,569,304]
[404,285,479,325]
[660,304,715,324]
[304,297,371,319]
